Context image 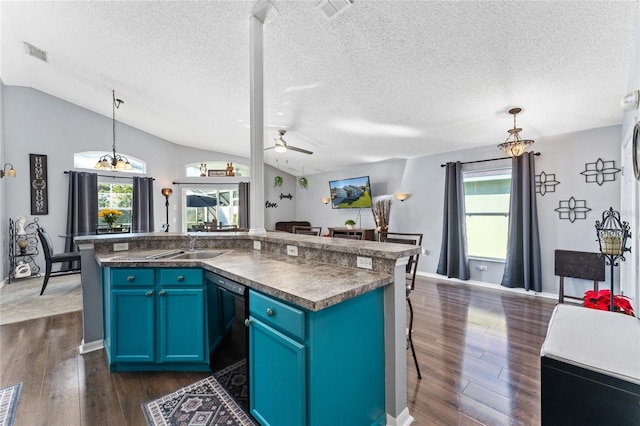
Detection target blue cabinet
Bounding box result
[248,288,385,426]
[103,267,209,372]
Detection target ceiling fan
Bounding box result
[265,130,313,155]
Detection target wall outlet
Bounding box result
[287,245,298,256]
[113,242,129,252]
[475,265,488,271]
[357,256,372,269]
[253,240,261,250]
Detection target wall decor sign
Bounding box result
[29,154,49,215]
[265,201,278,208]
[535,171,560,196]
[554,196,591,223]
[580,158,620,185]
[208,170,227,177]
[279,193,293,200]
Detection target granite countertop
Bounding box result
[97,248,394,311]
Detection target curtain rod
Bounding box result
[64,171,154,180]
[172,181,249,185]
[440,152,541,167]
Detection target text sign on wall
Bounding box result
[30,154,49,215]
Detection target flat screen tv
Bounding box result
[329,176,373,209]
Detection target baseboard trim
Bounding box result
[386,408,414,426]
[417,271,561,301]
[79,339,103,354]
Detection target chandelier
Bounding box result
[95,90,133,171]
[497,107,534,157]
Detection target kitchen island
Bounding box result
[75,231,420,425]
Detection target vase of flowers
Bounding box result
[583,289,635,316]
[99,209,123,231]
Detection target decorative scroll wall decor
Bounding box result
[555,197,591,223]
[535,171,560,196]
[29,154,48,215]
[580,158,620,185]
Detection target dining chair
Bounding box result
[36,227,81,296]
[379,231,423,379]
[292,226,322,236]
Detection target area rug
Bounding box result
[0,274,82,325]
[141,362,255,426]
[0,383,22,426]
[214,360,248,411]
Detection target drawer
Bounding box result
[111,268,155,286]
[159,268,203,286]
[250,290,305,340]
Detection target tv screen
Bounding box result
[329,176,373,209]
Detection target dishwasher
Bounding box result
[204,271,250,410]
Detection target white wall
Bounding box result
[1,86,295,280]
[294,159,407,236]
[296,126,622,297]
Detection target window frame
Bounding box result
[463,167,512,261]
[97,178,134,230]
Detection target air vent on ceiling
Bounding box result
[316,0,353,20]
[23,42,48,62]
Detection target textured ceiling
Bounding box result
[1,1,637,175]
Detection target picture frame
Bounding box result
[208,169,227,177]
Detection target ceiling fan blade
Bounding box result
[264,146,275,151]
[287,145,313,155]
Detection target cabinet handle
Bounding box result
[146,290,153,297]
[177,275,184,281]
[244,318,252,327]
[159,290,166,296]
[127,276,135,282]
[266,308,274,317]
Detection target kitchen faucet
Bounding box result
[188,234,197,251]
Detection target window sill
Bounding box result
[469,256,506,263]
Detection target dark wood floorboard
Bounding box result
[0,277,556,425]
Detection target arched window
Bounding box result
[74,151,147,174]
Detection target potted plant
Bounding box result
[298,176,308,189]
[274,176,283,187]
[345,219,356,229]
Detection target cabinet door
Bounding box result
[158,288,207,363]
[110,288,155,363]
[249,318,306,426]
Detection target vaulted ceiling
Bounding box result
[1,1,637,175]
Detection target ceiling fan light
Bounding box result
[275,144,287,153]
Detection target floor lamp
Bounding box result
[595,207,631,312]
[161,188,172,232]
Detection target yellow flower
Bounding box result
[99,209,123,226]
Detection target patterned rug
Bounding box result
[214,360,248,412]
[0,383,21,426]
[142,361,254,425]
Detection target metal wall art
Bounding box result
[535,171,560,196]
[265,201,278,208]
[555,197,591,223]
[580,158,620,185]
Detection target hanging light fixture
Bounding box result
[497,107,534,157]
[95,90,133,171]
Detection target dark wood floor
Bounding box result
[0,277,556,425]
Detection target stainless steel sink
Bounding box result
[169,250,228,260]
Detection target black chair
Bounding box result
[292,226,322,236]
[36,227,81,296]
[379,231,423,379]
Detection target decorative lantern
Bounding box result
[595,207,632,311]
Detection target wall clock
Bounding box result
[634,122,640,181]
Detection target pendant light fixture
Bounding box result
[95,90,133,171]
[497,107,534,157]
